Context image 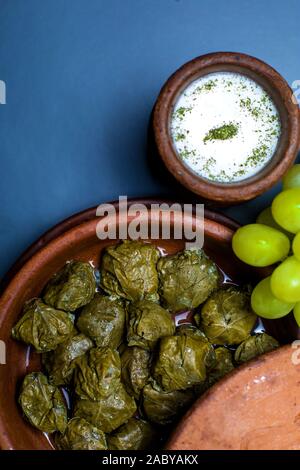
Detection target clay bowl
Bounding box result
[153,52,300,205]
[0,199,252,450]
[167,345,300,450]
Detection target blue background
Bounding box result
[0,0,299,278]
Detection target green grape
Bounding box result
[232,224,290,267]
[282,164,300,190]
[256,207,293,240]
[270,256,300,303]
[292,232,300,261]
[272,188,300,234]
[293,303,300,327]
[251,276,294,319]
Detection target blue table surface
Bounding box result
[0,0,299,278]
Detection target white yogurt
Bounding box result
[170,72,281,183]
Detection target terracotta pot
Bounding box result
[166,345,300,450]
[0,200,248,450]
[153,52,300,205]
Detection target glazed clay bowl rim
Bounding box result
[0,199,240,450]
[153,51,300,204]
[0,198,240,295]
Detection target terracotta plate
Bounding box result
[0,199,247,450]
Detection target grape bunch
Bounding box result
[232,164,300,326]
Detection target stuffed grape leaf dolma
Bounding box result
[74,383,137,433]
[120,346,151,399]
[157,249,219,312]
[127,300,175,350]
[19,372,67,433]
[176,324,208,341]
[74,347,121,400]
[43,332,93,386]
[56,417,107,450]
[108,417,156,450]
[199,287,257,345]
[208,347,234,384]
[153,330,216,391]
[11,299,74,353]
[195,347,235,395]
[77,294,125,348]
[43,261,96,312]
[176,323,215,357]
[141,381,194,425]
[234,333,279,364]
[100,240,160,302]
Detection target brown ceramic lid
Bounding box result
[167,345,300,450]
